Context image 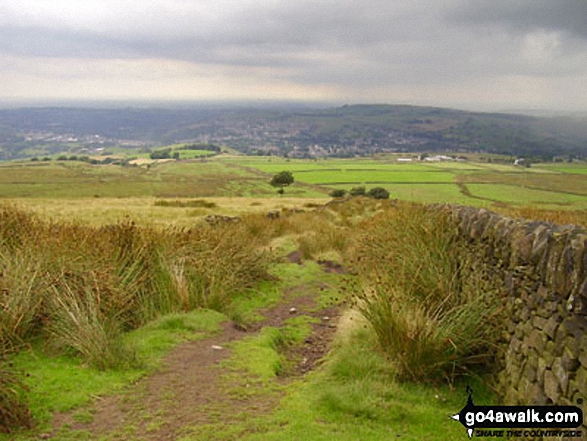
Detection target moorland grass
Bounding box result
[0,160,323,199]
[496,205,587,227]
[347,203,502,382]
[0,204,271,431]
[0,362,31,433]
[153,199,218,208]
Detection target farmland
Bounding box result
[1,153,587,439]
[2,156,587,222]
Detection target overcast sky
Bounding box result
[1,0,586,111]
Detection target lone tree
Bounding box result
[270,171,294,195]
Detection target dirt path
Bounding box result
[50,264,341,440]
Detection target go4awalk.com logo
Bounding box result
[451,387,583,438]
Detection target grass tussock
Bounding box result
[347,203,503,382]
[0,205,271,364]
[46,280,139,370]
[0,251,45,354]
[153,199,217,209]
[269,209,351,260]
[0,204,271,431]
[0,361,32,433]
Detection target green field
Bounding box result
[232,156,587,210]
[0,160,324,199]
[1,155,587,214]
[534,163,587,174]
[466,184,587,208]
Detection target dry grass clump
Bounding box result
[237,213,293,244]
[297,227,348,260]
[0,251,45,354]
[154,199,217,209]
[0,206,270,363]
[0,204,271,430]
[0,361,32,433]
[347,204,502,382]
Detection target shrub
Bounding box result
[349,186,366,197]
[329,189,347,198]
[367,187,389,200]
[150,148,172,159]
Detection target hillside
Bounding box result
[0,104,586,160]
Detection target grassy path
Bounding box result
[48,259,344,440]
[0,202,502,441]
[13,253,476,440]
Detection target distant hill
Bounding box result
[0,104,585,160]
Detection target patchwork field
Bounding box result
[1,155,587,217]
[229,156,587,211]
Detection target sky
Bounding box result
[1,0,586,112]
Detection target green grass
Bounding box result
[459,172,587,196]
[225,326,289,379]
[233,158,440,174]
[534,163,587,174]
[467,183,587,208]
[228,260,342,327]
[180,326,495,441]
[8,350,143,433]
[290,170,456,185]
[472,162,550,173]
[234,157,587,210]
[391,183,489,205]
[176,150,216,159]
[125,310,226,367]
[331,182,484,205]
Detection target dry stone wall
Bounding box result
[437,205,587,417]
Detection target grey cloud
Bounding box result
[1,0,586,111]
[0,1,435,61]
[448,0,587,39]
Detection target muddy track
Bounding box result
[50,275,341,440]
